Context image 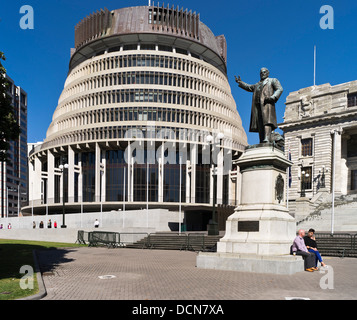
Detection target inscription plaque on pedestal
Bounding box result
[238,221,259,232]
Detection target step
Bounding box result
[125,233,222,251]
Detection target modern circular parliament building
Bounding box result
[26,4,248,230]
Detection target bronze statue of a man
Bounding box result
[235,68,283,143]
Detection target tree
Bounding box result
[0,52,21,162]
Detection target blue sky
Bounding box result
[1,0,357,145]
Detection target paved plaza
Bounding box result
[35,247,357,300]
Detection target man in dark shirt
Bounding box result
[304,228,327,268]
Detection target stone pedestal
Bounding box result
[197,144,304,274]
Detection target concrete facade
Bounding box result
[25,5,248,231]
[0,208,180,243]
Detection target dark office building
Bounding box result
[0,75,28,217]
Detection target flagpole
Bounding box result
[287,140,289,210]
[179,154,182,235]
[81,196,83,229]
[314,45,316,86]
[123,166,126,229]
[146,160,149,228]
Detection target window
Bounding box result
[123,44,137,51]
[148,9,153,24]
[195,149,211,204]
[108,46,121,53]
[158,45,172,52]
[20,93,26,105]
[82,152,96,202]
[301,138,313,157]
[74,173,79,203]
[351,170,357,190]
[347,135,357,158]
[54,175,61,203]
[133,153,158,202]
[106,150,127,202]
[141,44,156,51]
[163,154,186,203]
[222,174,229,205]
[175,47,188,55]
[347,92,357,108]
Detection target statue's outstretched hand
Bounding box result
[235,75,242,84]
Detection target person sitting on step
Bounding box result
[304,228,327,269]
[292,229,316,272]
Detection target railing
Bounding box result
[76,230,89,245]
[79,230,357,257]
[314,233,356,258]
[78,230,150,249]
[88,231,120,248]
[78,230,222,252]
[187,233,206,252]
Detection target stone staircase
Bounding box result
[297,194,357,232]
[125,232,223,251]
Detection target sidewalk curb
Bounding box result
[17,250,47,300]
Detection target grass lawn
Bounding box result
[0,239,83,300]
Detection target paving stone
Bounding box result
[37,248,357,300]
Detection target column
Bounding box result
[68,146,75,203]
[186,160,191,203]
[33,156,42,206]
[340,133,349,195]
[332,129,342,195]
[47,150,55,204]
[78,153,83,204]
[158,146,164,202]
[126,143,133,202]
[216,147,224,205]
[95,143,101,203]
[190,143,197,203]
[101,154,106,203]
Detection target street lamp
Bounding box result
[318,165,327,189]
[206,133,224,236]
[300,170,309,198]
[59,162,69,228]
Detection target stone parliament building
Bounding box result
[280,80,357,231]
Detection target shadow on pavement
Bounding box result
[0,243,75,280]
